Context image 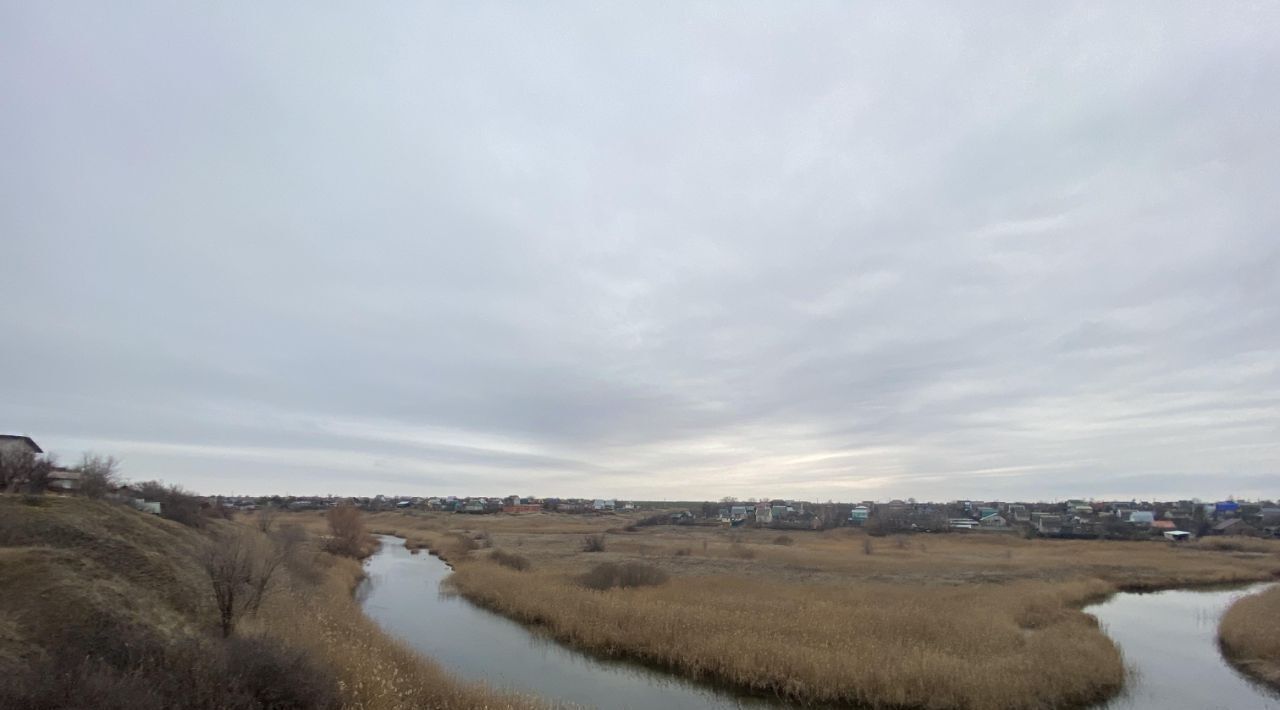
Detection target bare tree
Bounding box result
[0,448,54,494]
[76,453,120,499]
[203,528,286,636]
[325,504,367,557]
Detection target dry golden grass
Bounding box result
[0,497,546,710]
[1219,583,1280,691]
[349,510,1280,709]
[245,553,548,710]
[454,565,1120,709]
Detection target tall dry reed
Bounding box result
[1219,584,1280,690]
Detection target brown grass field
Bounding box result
[1218,583,1280,691]
[0,496,546,710]
[8,497,1276,709]
[347,509,1280,709]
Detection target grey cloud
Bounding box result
[3,2,1278,500]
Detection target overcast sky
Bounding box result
[3,3,1278,501]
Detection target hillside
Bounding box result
[0,496,542,709]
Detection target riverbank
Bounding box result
[1087,582,1280,709]
[349,510,1280,709]
[1219,584,1280,691]
[0,496,543,710]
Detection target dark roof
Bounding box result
[0,435,42,453]
[1213,518,1245,531]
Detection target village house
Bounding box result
[1033,514,1063,535]
[979,513,1008,528]
[1211,518,1256,536]
[46,467,82,493]
[0,434,42,456]
[1,435,48,493]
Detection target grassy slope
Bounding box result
[0,496,212,679]
[358,510,1280,710]
[1219,584,1280,691]
[0,497,545,710]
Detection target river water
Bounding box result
[359,535,1279,709]
[358,535,771,708]
[1085,582,1279,710]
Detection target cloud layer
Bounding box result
[3,2,1278,500]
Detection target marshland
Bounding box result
[297,507,1280,709]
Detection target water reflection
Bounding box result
[360,535,1279,710]
[358,535,775,709]
[1087,582,1280,710]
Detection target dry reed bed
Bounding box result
[451,565,1121,709]
[360,512,1280,589]
[1218,584,1280,691]
[304,511,1280,709]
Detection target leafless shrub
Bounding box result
[893,535,908,549]
[135,481,206,527]
[773,535,795,546]
[221,635,341,709]
[489,549,531,571]
[730,544,756,559]
[0,629,339,710]
[203,529,287,637]
[863,537,874,555]
[276,523,324,585]
[75,453,120,499]
[673,547,692,556]
[582,533,607,552]
[580,561,669,590]
[324,504,368,557]
[475,530,493,548]
[0,448,54,494]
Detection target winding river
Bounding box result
[359,535,1279,709]
[1084,582,1279,710]
[358,535,772,708]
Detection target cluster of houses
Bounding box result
[694,496,1280,540]
[7,433,1279,541]
[839,498,1280,540]
[211,493,637,516]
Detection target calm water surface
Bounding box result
[1086,582,1279,710]
[360,535,1279,710]
[359,535,773,709]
